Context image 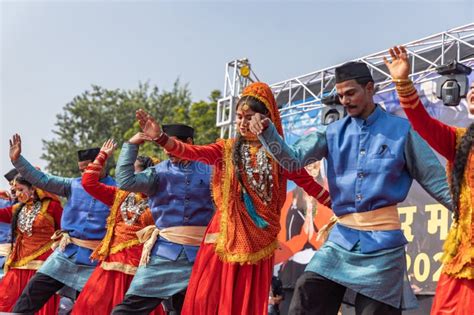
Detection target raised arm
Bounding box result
[82,139,118,207]
[135,109,223,165]
[405,129,453,210]
[257,121,328,171]
[282,167,331,208]
[115,133,159,195]
[384,46,457,162]
[158,138,223,165]
[9,134,72,197]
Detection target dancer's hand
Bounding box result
[0,190,11,200]
[249,113,270,135]
[100,139,117,157]
[384,46,410,80]
[9,134,22,161]
[136,109,162,139]
[128,132,152,145]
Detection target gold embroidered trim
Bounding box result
[109,239,141,255]
[214,139,234,262]
[6,240,53,272]
[10,259,44,270]
[91,190,128,261]
[100,261,137,275]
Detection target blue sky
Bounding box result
[1,0,473,188]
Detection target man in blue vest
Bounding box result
[249,62,452,314]
[8,133,115,313]
[112,124,214,315]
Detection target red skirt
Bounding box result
[0,268,59,314]
[181,214,274,315]
[431,272,474,315]
[72,245,165,315]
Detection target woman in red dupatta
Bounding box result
[0,175,62,314]
[133,82,331,315]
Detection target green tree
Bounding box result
[42,81,220,177]
[41,80,209,177]
[122,89,222,161]
[189,90,221,145]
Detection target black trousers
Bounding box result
[289,271,402,315]
[112,291,185,315]
[13,272,65,314]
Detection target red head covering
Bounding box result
[241,82,283,136]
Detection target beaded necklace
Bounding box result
[120,193,148,225]
[240,142,273,204]
[18,201,42,236]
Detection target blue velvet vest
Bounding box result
[149,160,214,262]
[60,176,115,265]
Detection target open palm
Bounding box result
[136,109,162,139]
[384,46,411,80]
[100,139,117,157]
[9,134,22,161]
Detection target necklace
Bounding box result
[240,143,273,204]
[120,193,148,225]
[18,201,42,236]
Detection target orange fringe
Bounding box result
[441,127,474,279]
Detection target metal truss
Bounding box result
[217,23,474,136]
[216,58,260,138]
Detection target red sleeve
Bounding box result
[0,206,13,223]
[400,91,457,162]
[165,139,224,165]
[282,168,331,208]
[47,200,63,229]
[81,151,116,206]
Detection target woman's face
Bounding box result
[467,82,474,115]
[14,183,35,204]
[236,104,258,137]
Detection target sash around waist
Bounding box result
[318,205,401,243]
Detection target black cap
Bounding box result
[77,148,100,162]
[163,124,194,140]
[4,168,18,182]
[335,61,373,83]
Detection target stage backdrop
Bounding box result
[275,66,474,295]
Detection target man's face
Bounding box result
[336,80,375,119]
[78,160,91,174]
[78,160,107,177]
[164,137,192,164]
[8,181,16,199]
[467,82,474,114]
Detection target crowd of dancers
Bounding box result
[0,46,472,315]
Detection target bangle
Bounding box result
[94,151,108,164]
[395,85,415,92]
[154,133,169,146]
[392,78,412,84]
[98,151,108,159]
[396,86,417,97]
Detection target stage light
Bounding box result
[436,61,472,106]
[321,94,346,125]
[240,65,250,78]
